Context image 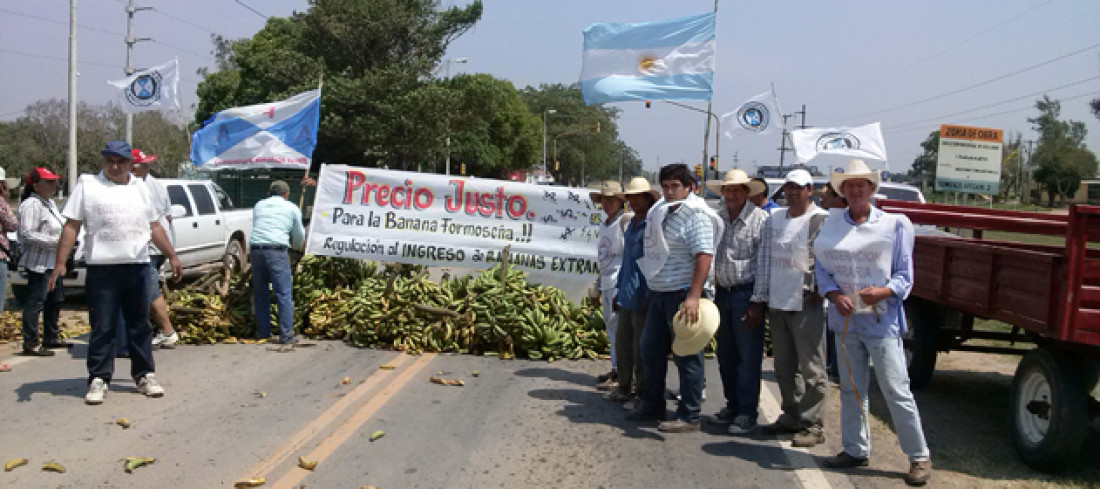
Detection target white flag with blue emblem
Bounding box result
[107,58,180,114]
[580,12,715,105]
[190,89,321,170]
[789,122,887,163]
[721,90,784,138]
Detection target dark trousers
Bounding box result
[639,290,706,423]
[614,307,646,397]
[251,246,294,342]
[86,264,154,384]
[714,284,764,421]
[21,270,63,350]
[115,257,163,355]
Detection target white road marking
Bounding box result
[757,379,852,489]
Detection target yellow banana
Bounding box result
[297,456,318,470]
[234,477,266,487]
[124,457,155,473]
[4,458,28,471]
[116,418,131,429]
[41,462,66,473]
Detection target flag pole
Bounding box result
[299,74,324,209]
[699,0,718,194]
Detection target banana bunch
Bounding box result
[0,311,21,343]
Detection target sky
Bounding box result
[2,0,1099,177]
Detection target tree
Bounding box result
[194,0,484,169]
[1091,97,1099,120]
[1029,95,1098,206]
[999,132,1023,201]
[907,130,939,189]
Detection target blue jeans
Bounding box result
[639,290,705,423]
[115,257,162,356]
[21,270,64,350]
[86,264,154,384]
[251,246,293,342]
[714,284,764,421]
[835,332,930,461]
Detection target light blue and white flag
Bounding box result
[107,58,180,114]
[191,89,321,170]
[790,122,887,163]
[721,90,784,138]
[580,12,715,105]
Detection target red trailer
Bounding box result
[877,199,1100,472]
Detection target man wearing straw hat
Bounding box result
[753,169,830,447]
[607,177,660,406]
[814,159,931,486]
[629,163,723,433]
[589,180,630,390]
[702,169,770,435]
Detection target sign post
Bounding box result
[935,124,1003,195]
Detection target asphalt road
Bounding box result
[1,338,867,489]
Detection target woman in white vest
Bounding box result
[813,159,931,486]
[590,181,629,389]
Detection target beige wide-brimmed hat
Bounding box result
[829,159,880,199]
[671,298,720,356]
[705,169,766,196]
[589,180,624,203]
[615,176,660,200]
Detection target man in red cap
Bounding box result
[118,148,178,352]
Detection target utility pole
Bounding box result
[777,114,793,169]
[732,152,739,170]
[67,0,78,193]
[1023,139,1035,204]
[124,0,152,144]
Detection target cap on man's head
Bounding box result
[100,140,132,159]
[131,148,157,164]
[28,167,61,185]
[784,169,814,188]
[269,180,291,195]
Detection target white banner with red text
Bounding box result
[305,165,601,281]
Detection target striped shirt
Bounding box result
[647,203,716,293]
[714,201,768,288]
[18,195,64,273]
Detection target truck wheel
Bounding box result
[11,284,27,306]
[223,239,246,275]
[903,301,937,389]
[1012,347,1087,472]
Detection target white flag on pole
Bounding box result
[107,58,180,114]
[721,90,784,138]
[789,122,887,163]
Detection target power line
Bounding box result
[234,0,269,20]
[0,48,122,70]
[835,40,1100,121]
[885,90,1100,135]
[148,6,218,36]
[887,75,1100,132]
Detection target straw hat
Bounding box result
[671,298,720,356]
[589,180,624,203]
[705,169,765,195]
[829,159,880,199]
[615,176,660,200]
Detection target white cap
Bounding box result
[784,169,813,187]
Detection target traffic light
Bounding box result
[708,156,716,170]
[645,99,651,109]
[460,163,466,175]
[693,164,703,178]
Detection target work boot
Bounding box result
[824,451,869,469]
[904,460,932,486]
[791,429,825,448]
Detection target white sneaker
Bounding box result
[85,378,108,405]
[153,331,179,349]
[137,373,165,397]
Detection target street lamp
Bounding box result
[541,109,557,181]
[445,57,468,78]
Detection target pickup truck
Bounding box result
[9,178,253,302]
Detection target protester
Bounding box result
[749,177,779,213]
[250,180,306,346]
[126,148,178,350]
[814,159,931,486]
[0,168,17,321]
[590,180,628,390]
[49,140,182,405]
[700,169,769,434]
[608,177,658,405]
[18,167,66,357]
[818,182,848,384]
[753,169,830,447]
[628,163,723,433]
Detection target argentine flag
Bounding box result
[191,89,321,170]
[580,12,715,105]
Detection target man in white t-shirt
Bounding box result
[49,140,182,405]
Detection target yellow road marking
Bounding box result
[265,352,436,489]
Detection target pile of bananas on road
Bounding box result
[0,311,21,343]
[165,253,609,360]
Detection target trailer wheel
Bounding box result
[223,238,247,275]
[1012,347,1087,472]
[903,301,937,389]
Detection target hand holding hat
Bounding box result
[672,297,720,356]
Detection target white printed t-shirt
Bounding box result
[61,172,158,265]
